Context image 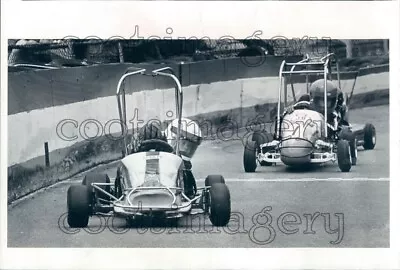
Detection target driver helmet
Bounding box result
[130,121,167,153]
[165,118,202,161]
[138,121,166,142]
[309,79,339,114]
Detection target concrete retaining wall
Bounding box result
[8,56,302,115]
[8,65,389,166]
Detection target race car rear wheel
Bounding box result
[82,173,111,203]
[337,140,352,172]
[339,128,357,166]
[67,184,91,228]
[243,141,257,172]
[209,183,231,227]
[363,123,376,150]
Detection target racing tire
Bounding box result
[209,183,231,227]
[205,175,225,187]
[339,128,357,166]
[337,140,352,172]
[243,141,257,172]
[363,123,376,150]
[253,132,273,166]
[67,184,91,228]
[204,175,225,213]
[251,131,273,143]
[82,173,111,204]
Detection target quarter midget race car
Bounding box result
[66,67,231,228]
[243,53,376,173]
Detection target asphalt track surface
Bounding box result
[8,105,389,247]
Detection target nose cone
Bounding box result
[280,138,313,166]
[129,190,174,209]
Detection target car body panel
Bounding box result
[121,151,184,189]
[279,109,326,166]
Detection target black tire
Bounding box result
[114,167,123,198]
[204,175,225,213]
[363,123,376,150]
[337,140,352,172]
[82,173,111,202]
[251,131,273,143]
[339,128,357,166]
[205,175,225,187]
[243,141,257,172]
[209,183,231,227]
[253,132,273,166]
[67,185,91,228]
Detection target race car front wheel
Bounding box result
[243,141,257,172]
[363,123,376,150]
[204,175,226,213]
[82,173,111,204]
[337,140,352,172]
[339,128,357,166]
[209,183,231,227]
[205,175,225,186]
[67,184,91,228]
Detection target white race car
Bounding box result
[67,67,231,228]
[243,53,376,173]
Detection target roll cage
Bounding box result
[277,53,342,139]
[116,67,183,157]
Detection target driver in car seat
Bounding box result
[130,120,201,199]
[135,121,171,152]
[309,79,349,127]
[284,79,349,128]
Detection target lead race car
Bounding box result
[243,53,376,173]
[67,67,231,228]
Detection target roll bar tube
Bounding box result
[277,60,286,139]
[277,53,340,140]
[151,68,183,156]
[323,59,329,138]
[116,68,146,156]
[151,67,182,121]
[115,66,184,157]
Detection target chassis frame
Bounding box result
[88,182,212,219]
